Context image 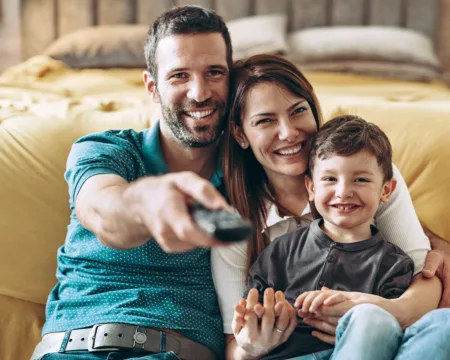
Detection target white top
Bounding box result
[211,164,430,334]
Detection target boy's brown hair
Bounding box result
[309,115,393,182]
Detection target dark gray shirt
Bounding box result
[247,219,414,359]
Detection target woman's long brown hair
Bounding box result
[222,54,323,273]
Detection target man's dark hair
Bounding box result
[144,5,232,81]
[309,115,393,182]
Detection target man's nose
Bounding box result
[187,76,212,103]
[278,119,299,142]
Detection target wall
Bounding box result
[0,0,22,72]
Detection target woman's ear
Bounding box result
[305,175,315,202]
[380,178,397,203]
[232,123,249,149]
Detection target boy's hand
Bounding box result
[295,287,348,317]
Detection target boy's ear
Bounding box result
[380,178,397,203]
[143,71,160,103]
[305,175,315,202]
[232,123,249,149]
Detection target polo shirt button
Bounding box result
[319,280,326,286]
[327,256,335,263]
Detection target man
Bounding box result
[31,6,232,360]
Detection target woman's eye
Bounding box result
[255,118,272,125]
[293,106,307,115]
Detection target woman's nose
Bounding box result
[278,120,299,142]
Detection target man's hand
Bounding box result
[422,227,450,308]
[77,171,231,252]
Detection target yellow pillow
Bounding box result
[0,112,151,304]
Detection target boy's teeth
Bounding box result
[336,205,356,210]
[278,144,302,155]
[186,110,214,119]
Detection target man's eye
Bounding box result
[208,70,223,77]
[172,73,187,79]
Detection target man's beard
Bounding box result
[159,96,227,148]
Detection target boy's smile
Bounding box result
[306,150,396,242]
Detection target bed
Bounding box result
[1,1,450,359]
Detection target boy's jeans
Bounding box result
[290,303,450,360]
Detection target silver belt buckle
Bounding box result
[88,324,120,352]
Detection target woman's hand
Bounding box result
[422,228,450,308]
[232,288,297,359]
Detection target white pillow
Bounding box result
[288,26,442,70]
[228,14,288,60]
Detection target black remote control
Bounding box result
[189,203,254,243]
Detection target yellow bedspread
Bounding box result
[0,55,449,360]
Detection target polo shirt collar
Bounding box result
[142,121,223,187]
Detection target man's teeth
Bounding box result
[278,144,302,155]
[186,110,214,119]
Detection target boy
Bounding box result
[246,115,414,359]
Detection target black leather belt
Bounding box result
[31,323,217,360]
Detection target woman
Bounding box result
[212,54,450,359]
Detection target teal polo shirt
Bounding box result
[43,122,225,357]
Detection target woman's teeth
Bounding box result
[277,143,303,155]
[185,110,214,119]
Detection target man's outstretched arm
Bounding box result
[76,172,230,252]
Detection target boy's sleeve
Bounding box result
[65,131,141,207]
[375,246,415,299]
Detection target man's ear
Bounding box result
[380,178,397,203]
[143,71,160,103]
[231,123,249,149]
[305,175,315,202]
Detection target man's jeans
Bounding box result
[35,350,181,360]
[290,303,450,360]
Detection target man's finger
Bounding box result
[422,250,443,278]
[172,172,231,211]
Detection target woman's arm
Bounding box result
[374,164,430,274]
[211,241,248,334]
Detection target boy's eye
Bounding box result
[322,177,337,182]
[355,178,370,183]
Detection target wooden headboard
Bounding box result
[21,0,450,69]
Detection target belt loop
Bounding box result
[59,330,72,353]
[160,331,167,352]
